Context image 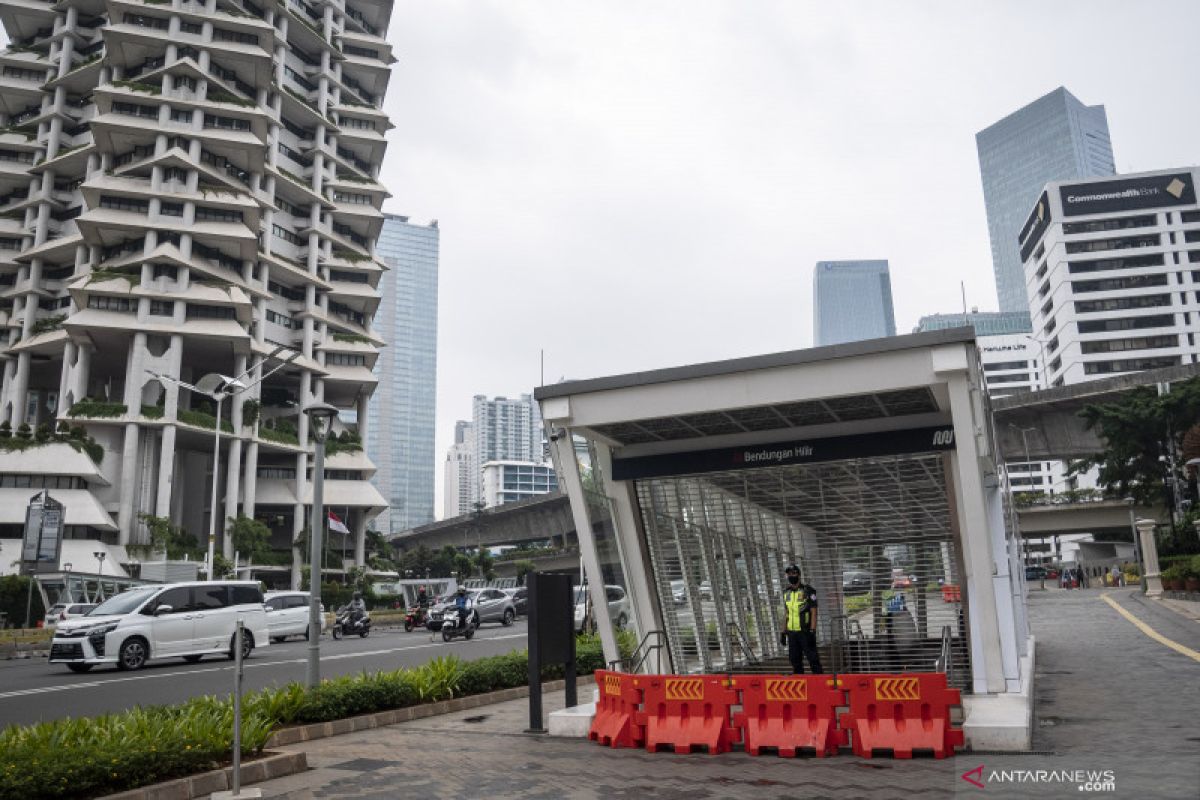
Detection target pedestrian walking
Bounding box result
[778,563,823,674]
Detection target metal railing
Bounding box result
[609,629,666,674]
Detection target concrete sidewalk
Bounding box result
[245,588,1199,800]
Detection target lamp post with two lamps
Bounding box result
[304,401,338,689]
[148,347,300,580]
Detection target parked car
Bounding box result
[427,589,516,630]
[506,587,528,616]
[574,585,630,632]
[48,581,269,673]
[670,580,687,605]
[891,569,914,589]
[842,570,871,594]
[263,591,326,642]
[43,603,97,628]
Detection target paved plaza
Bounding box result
[253,588,1199,800]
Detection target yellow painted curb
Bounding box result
[1100,593,1200,663]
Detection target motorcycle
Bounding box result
[440,606,479,642]
[331,606,371,639]
[403,605,428,632]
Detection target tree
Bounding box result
[513,559,536,586]
[364,529,396,572]
[138,514,201,560]
[453,554,475,580]
[227,515,273,563]
[475,549,496,581]
[1072,378,1200,508]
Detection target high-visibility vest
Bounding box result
[784,588,811,631]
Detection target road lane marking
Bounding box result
[1101,592,1200,663]
[0,632,528,701]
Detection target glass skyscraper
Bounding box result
[812,260,897,346]
[915,311,1032,337]
[367,215,440,533]
[976,87,1115,312]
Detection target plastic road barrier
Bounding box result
[731,675,848,757]
[838,673,965,758]
[588,670,645,748]
[638,675,740,754]
[941,584,960,603]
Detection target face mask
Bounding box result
[787,574,800,586]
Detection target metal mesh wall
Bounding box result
[635,452,971,690]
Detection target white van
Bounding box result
[48,581,269,673]
[263,590,326,642]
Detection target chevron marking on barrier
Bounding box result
[765,679,808,702]
[604,675,622,696]
[874,676,920,701]
[664,678,703,701]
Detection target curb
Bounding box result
[96,751,307,800]
[267,675,595,747]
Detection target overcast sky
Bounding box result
[382,1,1200,517]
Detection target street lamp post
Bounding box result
[63,562,72,603]
[1009,424,1038,568]
[149,348,300,580]
[304,401,338,689]
[93,551,106,601]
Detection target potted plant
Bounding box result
[1185,556,1200,594]
[1160,564,1186,591]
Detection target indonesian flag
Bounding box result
[327,511,350,534]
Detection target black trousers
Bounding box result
[787,630,823,674]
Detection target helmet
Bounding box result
[418,585,425,591]
[456,586,467,595]
[784,563,800,575]
[353,591,362,600]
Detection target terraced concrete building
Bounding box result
[0,0,394,585]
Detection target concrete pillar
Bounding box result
[943,366,1007,695]
[1136,518,1164,597]
[118,423,140,543]
[593,440,662,648]
[10,352,31,427]
[155,423,176,517]
[550,430,618,665]
[354,512,366,567]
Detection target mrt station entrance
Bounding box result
[537,329,1034,732]
[632,450,968,688]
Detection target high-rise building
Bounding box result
[443,394,547,515]
[480,460,559,507]
[0,0,396,585]
[812,260,896,346]
[1020,168,1200,386]
[367,215,438,534]
[977,87,1115,312]
[915,310,1032,337]
[442,420,473,519]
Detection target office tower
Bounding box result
[977,87,1115,312]
[915,311,1032,337]
[812,260,896,346]
[443,394,548,515]
[480,460,559,507]
[1021,168,1200,386]
[443,421,473,519]
[367,215,439,534]
[0,0,396,584]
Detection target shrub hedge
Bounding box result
[0,635,627,800]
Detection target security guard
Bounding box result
[779,563,823,674]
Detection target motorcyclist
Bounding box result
[417,585,429,609]
[345,591,367,628]
[453,586,473,629]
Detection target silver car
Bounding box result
[428,589,516,629]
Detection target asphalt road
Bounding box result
[0,620,529,729]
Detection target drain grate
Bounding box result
[331,758,393,772]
